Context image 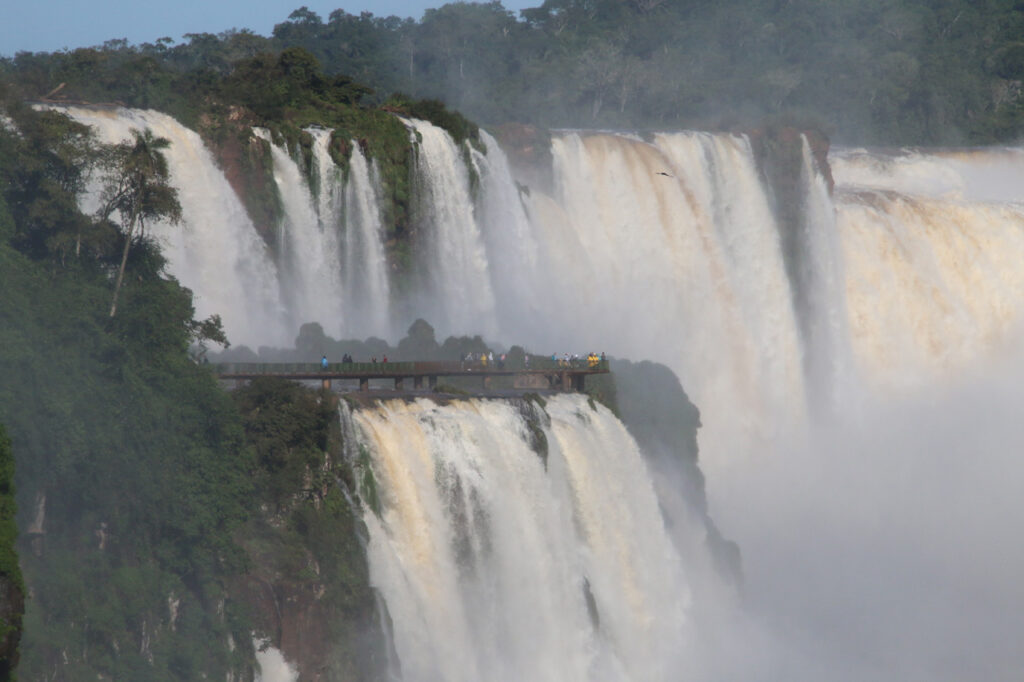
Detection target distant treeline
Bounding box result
[6,0,1024,144]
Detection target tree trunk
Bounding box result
[109,212,138,318]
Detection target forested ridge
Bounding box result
[6,0,1024,144]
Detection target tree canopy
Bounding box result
[5,0,1024,144]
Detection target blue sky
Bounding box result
[1,0,540,57]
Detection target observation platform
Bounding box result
[211,359,610,394]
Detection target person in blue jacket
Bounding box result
[321,355,328,369]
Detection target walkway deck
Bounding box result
[212,360,610,393]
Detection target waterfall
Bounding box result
[405,118,498,339]
[306,129,394,339]
[468,130,545,336]
[51,106,1024,680]
[796,136,853,412]
[347,395,691,682]
[59,107,1024,408]
[58,106,287,347]
[836,184,1024,390]
[308,128,342,228]
[58,106,1024,474]
[253,127,345,337]
[830,146,1024,203]
[343,142,393,339]
[514,132,806,474]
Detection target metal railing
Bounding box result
[212,359,609,375]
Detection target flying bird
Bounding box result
[656,171,673,177]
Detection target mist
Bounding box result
[698,346,1024,681]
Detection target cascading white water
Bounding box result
[347,395,691,682]
[796,136,854,412]
[253,127,346,337]
[59,107,398,346]
[506,132,807,477]
[404,118,498,339]
[58,106,287,346]
[308,128,342,227]
[306,128,394,339]
[830,146,1024,203]
[61,108,1024,412]
[468,130,545,332]
[344,133,1024,682]
[342,142,393,339]
[836,185,1024,390]
[254,638,298,682]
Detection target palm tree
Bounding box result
[97,128,182,317]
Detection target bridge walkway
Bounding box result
[212,360,610,393]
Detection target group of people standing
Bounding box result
[552,352,605,368]
[317,350,604,373]
[319,353,367,367]
[463,351,507,369]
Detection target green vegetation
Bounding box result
[0,90,381,680]
[7,2,1024,146]
[384,94,480,148]
[433,383,472,396]
[231,380,384,679]
[261,0,1024,145]
[0,202,255,678]
[96,128,183,318]
[0,41,479,284]
[0,425,23,681]
[232,378,336,508]
[355,443,383,518]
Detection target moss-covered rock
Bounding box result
[230,381,386,681]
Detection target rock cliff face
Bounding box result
[230,502,386,682]
[750,125,832,219]
[490,122,554,192]
[610,360,741,587]
[229,382,386,682]
[201,114,282,247]
[749,126,837,384]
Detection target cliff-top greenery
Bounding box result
[5,0,1024,145]
[0,86,390,679]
